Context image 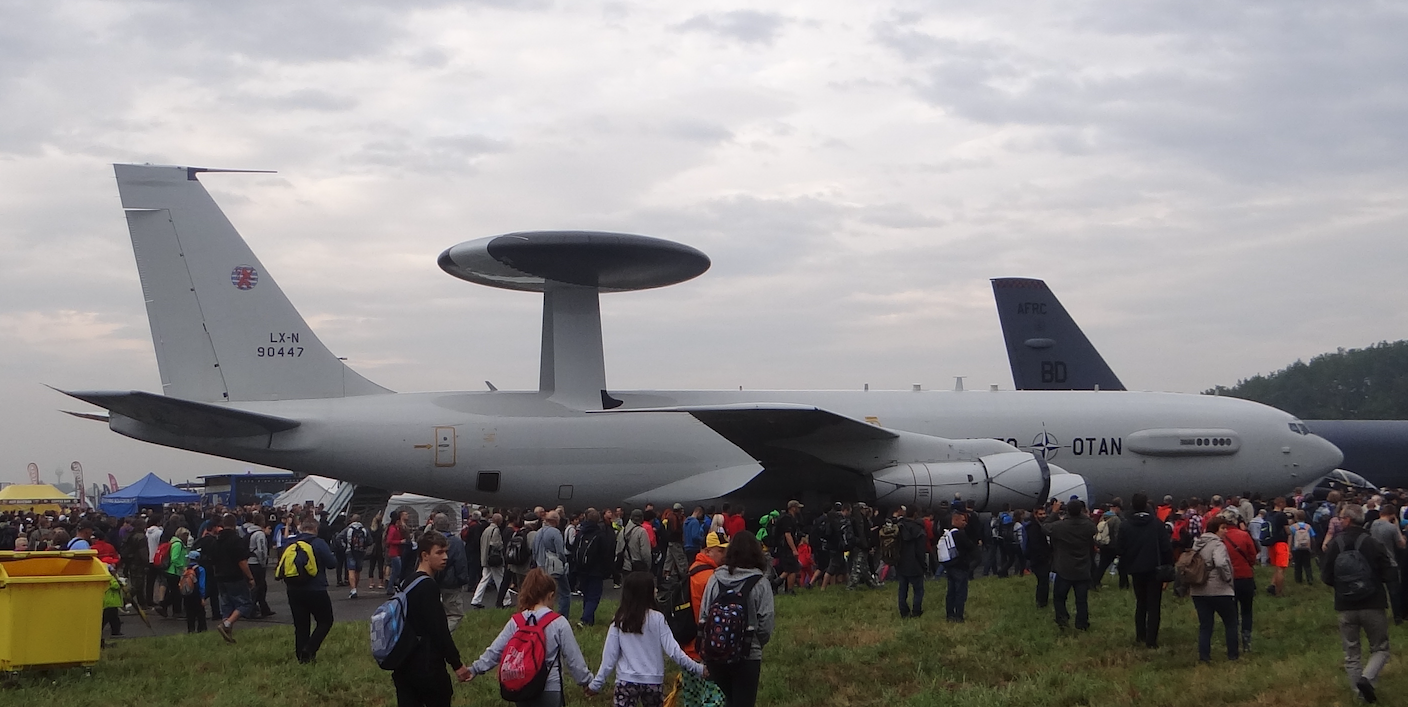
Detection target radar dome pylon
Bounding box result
[438,231,710,410]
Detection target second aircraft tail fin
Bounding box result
[991,278,1125,391]
[115,164,391,403]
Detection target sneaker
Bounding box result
[153,606,167,618]
[216,622,236,644]
[613,584,621,589]
[469,603,485,610]
[1357,677,1377,703]
[349,590,358,599]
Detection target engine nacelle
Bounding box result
[871,452,1087,512]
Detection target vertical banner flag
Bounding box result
[71,461,85,507]
[27,463,40,485]
[108,474,121,493]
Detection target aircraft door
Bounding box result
[434,426,456,467]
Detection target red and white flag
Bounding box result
[27,462,39,485]
[108,474,121,493]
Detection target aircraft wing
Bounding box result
[601,403,898,472]
[58,389,301,438]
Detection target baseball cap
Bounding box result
[706,532,729,549]
[672,503,685,511]
[787,500,803,509]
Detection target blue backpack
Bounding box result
[370,576,429,670]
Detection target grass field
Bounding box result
[7,567,1401,706]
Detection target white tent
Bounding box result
[273,476,340,509]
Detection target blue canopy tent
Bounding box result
[99,473,200,517]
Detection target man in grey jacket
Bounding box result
[1324,504,1396,703]
[616,509,652,574]
[432,514,470,631]
[470,513,505,609]
[1044,499,1097,631]
[533,511,571,618]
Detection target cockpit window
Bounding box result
[1288,422,1310,435]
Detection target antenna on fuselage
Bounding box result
[437,232,710,410]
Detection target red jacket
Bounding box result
[1222,528,1257,580]
[723,513,747,539]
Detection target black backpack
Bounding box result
[505,528,531,566]
[573,532,597,571]
[1334,534,1379,603]
[837,517,856,552]
[662,564,713,644]
[811,515,831,553]
[486,527,506,568]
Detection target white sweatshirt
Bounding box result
[589,610,703,691]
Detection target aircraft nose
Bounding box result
[1303,434,1344,474]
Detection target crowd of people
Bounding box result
[1,483,1404,705]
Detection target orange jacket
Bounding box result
[684,553,720,660]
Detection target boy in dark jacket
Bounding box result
[287,517,338,663]
[394,530,471,707]
[1117,493,1173,648]
[896,507,928,618]
[942,510,979,622]
[1322,504,1395,703]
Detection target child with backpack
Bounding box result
[469,567,593,706]
[1289,509,1318,585]
[181,549,208,633]
[586,572,704,705]
[698,532,774,707]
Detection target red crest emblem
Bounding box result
[231,265,259,290]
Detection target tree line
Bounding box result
[1206,340,1408,420]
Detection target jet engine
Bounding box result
[871,452,1087,512]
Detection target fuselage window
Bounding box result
[477,471,501,493]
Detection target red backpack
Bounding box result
[498,610,561,702]
[153,541,173,570]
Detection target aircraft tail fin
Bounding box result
[114,164,391,402]
[991,278,1125,391]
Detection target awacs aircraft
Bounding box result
[57,165,1341,512]
[991,277,1405,487]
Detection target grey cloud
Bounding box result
[675,11,788,45]
[247,89,359,112]
[857,203,943,229]
[660,119,734,145]
[349,134,509,174]
[875,4,1408,181]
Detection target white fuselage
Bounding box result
[115,387,1342,510]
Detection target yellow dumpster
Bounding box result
[0,550,109,673]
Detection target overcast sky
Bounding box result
[3,1,1407,487]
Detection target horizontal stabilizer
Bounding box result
[59,390,300,438]
[624,463,764,506]
[601,403,898,472]
[62,410,111,423]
